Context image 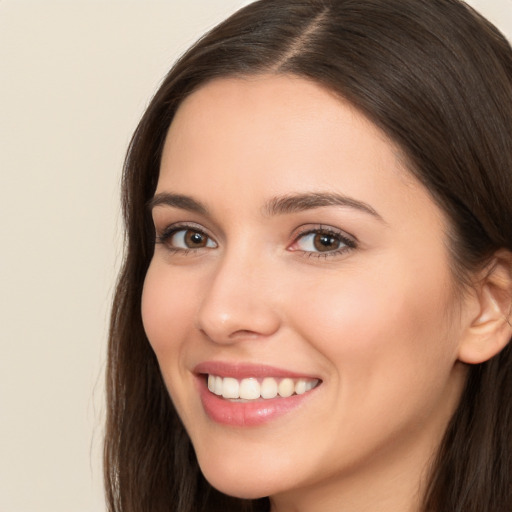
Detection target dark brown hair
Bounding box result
[104,1,512,511]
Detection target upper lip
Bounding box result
[194,361,320,380]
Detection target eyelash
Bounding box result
[155,223,215,255]
[290,226,357,259]
[155,223,357,258]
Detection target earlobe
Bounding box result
[458,250,512,365]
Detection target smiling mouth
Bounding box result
[206,374,320,401]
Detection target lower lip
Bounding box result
[197,376,318,427]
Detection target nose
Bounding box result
[195,251,281,344]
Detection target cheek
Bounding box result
[141,260,205,422]
[141,260,197,357]
[289,268,462,464]
[293,258,459,395]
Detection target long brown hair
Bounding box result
[104,1,512,510]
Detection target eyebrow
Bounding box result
[147,192,208,215]
[147,191,383,221]
[263,192,383,220]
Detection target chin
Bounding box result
[196,451,285,500]
[202,471,273,500]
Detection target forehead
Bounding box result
[165,74,396,159]
[164,76,407,177]
[158,75,433,221]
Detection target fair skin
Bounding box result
[141,74,502,512]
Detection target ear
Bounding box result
[458,250,512,365]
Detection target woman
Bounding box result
[104,0,512,511]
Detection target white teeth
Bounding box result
[206,375,319,400]
[278,378,294,398]
[222,377,240,399]
[295,379,307,395]
[208,374,215,392]
[239,378,260,400]
[261,377,278,399]
[214,376,223,396]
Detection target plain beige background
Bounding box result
[0,1,510,511]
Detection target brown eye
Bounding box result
[313,233,340,252]
[165,228,217,250]
[184,230,208,247]
[295,231,345,253]
[289,228,356,256]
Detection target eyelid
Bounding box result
[155,222,217,249]
[288,224,357,257]
[292,224,357,243]
[153,221,356,258]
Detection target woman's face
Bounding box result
[142,75,471,507]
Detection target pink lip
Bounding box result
[193,361,321,427]
[194,361,317,380]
